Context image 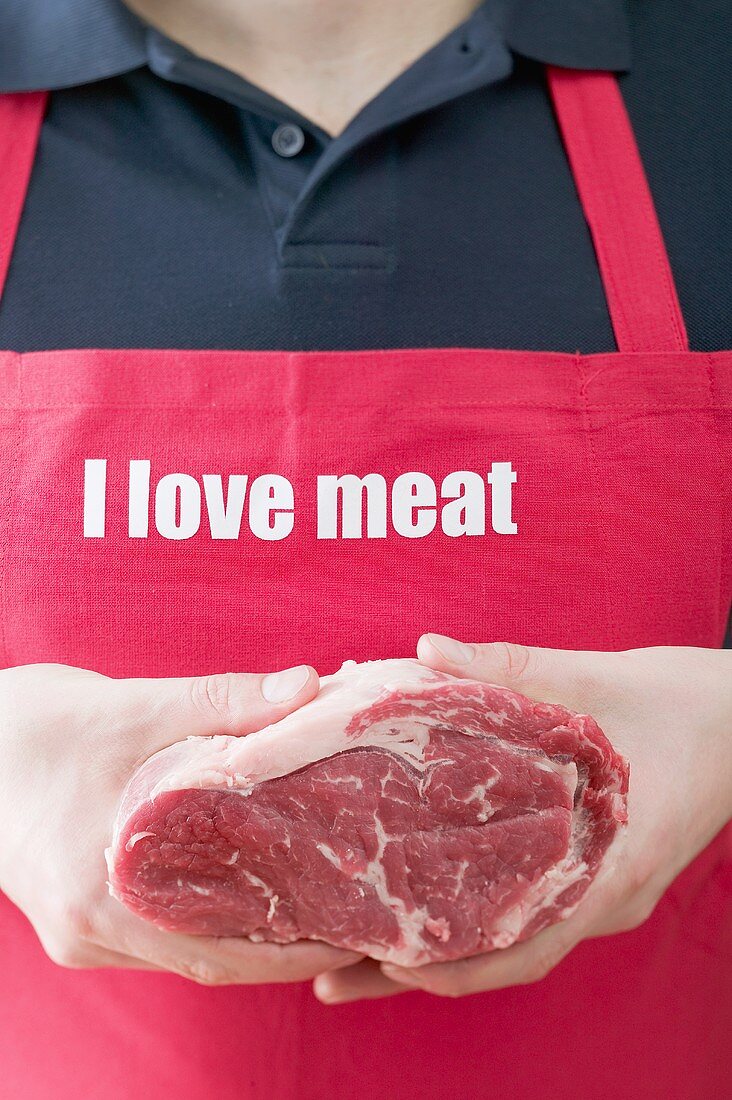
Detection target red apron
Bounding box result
[0,69,730,1100]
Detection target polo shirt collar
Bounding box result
[498,0,631,70]
[0,1,631,95]
[0,1,146,91]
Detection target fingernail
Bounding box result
[381,964,424,987]
[262,665,310,703]
[425,634,475,665]
[313,974,343,1004]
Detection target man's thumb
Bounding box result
[126,665,320,752]
[416,634,599,709]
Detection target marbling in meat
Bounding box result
[107,660,628,966]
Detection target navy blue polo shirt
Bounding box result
[0,0,729,357]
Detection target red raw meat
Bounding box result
[107,660,628,965]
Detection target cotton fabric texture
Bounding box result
[0,70,730,1100]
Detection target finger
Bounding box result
[120,664,320,752]
[313,959,410,1004]
[380,917,587,998]
[83,946,165,972]
[37,929,165,972]
[96,899,362,986]
[416,634,605,709]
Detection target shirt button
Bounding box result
[271,123,305,158]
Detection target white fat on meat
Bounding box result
[113,658,565,851]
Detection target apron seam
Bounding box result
[577,351,620,651]
[6,401,731,412]
[647,199,688,353]
[706,352,729,643]
[0,351,21,668]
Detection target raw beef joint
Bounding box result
[107,660,629,966]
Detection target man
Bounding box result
[0,2,729,1098]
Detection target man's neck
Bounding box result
[124,0,481,135]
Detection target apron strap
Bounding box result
[0,91,47,303]
[547,67,689,353]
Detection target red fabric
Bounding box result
[548,67,688,353]
[0,74,730,1100]
[0,91,46,299]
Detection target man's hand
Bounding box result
[0,662,361,985]
[314,636,732,1004]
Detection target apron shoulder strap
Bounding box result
[0,92,47,303]
[547,67,688,353]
